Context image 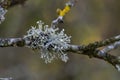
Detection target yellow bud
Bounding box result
[57,5,71,17]
[60,11,65,16]
[64,5,70,13]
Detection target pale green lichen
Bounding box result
[24,20,71,63]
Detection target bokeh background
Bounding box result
[0,0,120,80]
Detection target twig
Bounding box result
[0,0,27,9]
[0,35,120,70]
[0,38,25,47]
[0,0,27,24]
[85,35,120,49]
[51,0,76,27]
[67,44,120,70]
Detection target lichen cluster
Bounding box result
[24,20,71,63]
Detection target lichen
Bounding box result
[24,20,71,63]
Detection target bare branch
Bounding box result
[0,38,25,47]
[0,34,120,70]
[99,41,120,54]
[0,0,27,24]
[84,35,120,49]
[67,44,120,70]
[0,0,27,9]
[51,0,76,27]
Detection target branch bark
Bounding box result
[0,38,25,47]
[0,0,27,9]
[0,35,120,70]
[67,44,120,70]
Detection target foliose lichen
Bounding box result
[24,20,71,63]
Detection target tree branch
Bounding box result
[65,35,120,70]
[0,0,27,9]
[67,44,120,70]
[0,35,120,70]
[0,0,27,24]
[0,38,25,47]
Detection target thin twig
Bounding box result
[67,44,120,70]
[0,0,27,9]
[51,0,76,27]
[0,35,120,70]
[0,38,25,47]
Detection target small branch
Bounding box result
[0,38,25,47]
[66,35,120,53]
[84,35,120,49]
[0,34,120,70]
[97,49,120,70]
[0,0,27,24]
[66,36,120,70]
[99,41,120,54]
[51,0,76,27]
[0,0,27,9]
[66,45,120,70]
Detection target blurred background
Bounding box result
[0,0,120,80]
